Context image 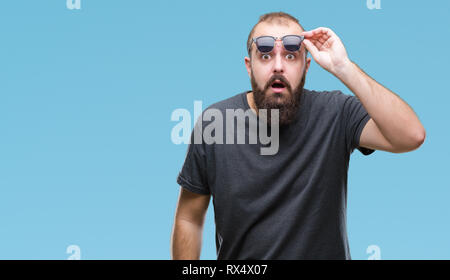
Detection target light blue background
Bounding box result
[0,0,449,260]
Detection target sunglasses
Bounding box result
[249,35,305,54]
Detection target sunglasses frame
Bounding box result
[249,35,305,55]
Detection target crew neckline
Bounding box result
[240,89,308,129]
[241,90,252,110]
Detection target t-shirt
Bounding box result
[176,89,374,260]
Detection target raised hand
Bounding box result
[301,27,351,77]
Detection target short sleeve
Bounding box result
[176,122,211,195]
[343,94,375,156]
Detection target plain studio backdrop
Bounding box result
[0,0,448,259]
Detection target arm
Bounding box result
[301,27,426,153]
[171,187,210,260]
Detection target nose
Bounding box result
[273,40,284,74]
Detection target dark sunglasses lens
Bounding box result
[256,37,274,53]
[283,36,303,52]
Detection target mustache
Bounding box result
[263,74,292,92]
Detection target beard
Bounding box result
[251,69,306,127]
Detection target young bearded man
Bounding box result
[171,12,426,260]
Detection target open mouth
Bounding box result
[270,80,286,93]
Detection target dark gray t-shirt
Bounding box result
[176,89,374,260]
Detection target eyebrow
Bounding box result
[256,48,302,55]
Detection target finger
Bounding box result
[302,30,330,43]
[303,39,319,57]
[312,27,332,36]
[317,36,327,44]
[300,30,314,38]
[309,27,329,37]
[304,27,333,38]
[308,38,323,50]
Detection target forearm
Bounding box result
[335,60,426,149]
[171,218,204,260]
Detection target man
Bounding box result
[171,12,425,260]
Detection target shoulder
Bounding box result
[193,91,249,130]
[304,88,349,102]
[304,88,351,113]
[205,91,248,113]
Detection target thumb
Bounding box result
[303,39,319,58]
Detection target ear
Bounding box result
[304,57,312,75]
[244,56,252,78]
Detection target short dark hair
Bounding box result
[247,12,307,58]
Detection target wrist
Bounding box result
[333,58,355,81]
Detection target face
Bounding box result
[245,21,311,126]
